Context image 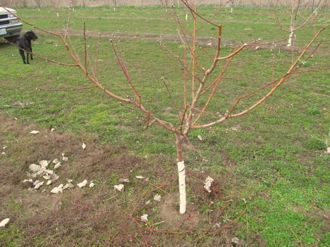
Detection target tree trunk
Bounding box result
[287,25,295,47]
[176,134,186,214]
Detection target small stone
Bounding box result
[140,214,148,223]
[135,175,144,179]
[51,184,63,194]
[39,160,49,168]
[29,164,41,173]
[197,135,203,141]
[63,182,74,190]
[89,182,95,188]
[82,143,86,150]
[231,237,242,247]
[153,194,162,202]
[114,184,124,192]
[33,180,44,190]
[204,176,214,193]
[213,223,221,228]
[61,153,69,161]
[119,178,130,183]
[23,179,33,184]
[0,218,10,228]
[77,179,88,188]
[29,130,39,135]
[52,158,59,164]
[54,163,62,169]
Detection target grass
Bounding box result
[1,5,330,247]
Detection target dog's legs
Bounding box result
[19,49,26,64]
[29,41,33,60]
[26,51,30,64]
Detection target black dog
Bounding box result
[17,31,38,64]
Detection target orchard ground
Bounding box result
[0,6,329,246]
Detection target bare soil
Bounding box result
[56,28,304,53]
[0,113,235,246]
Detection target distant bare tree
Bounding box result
[283,0,324,47]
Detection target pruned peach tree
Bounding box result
[5,1,326,214]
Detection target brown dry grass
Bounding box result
[0,113,238,246]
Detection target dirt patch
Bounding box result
[159,193,200,231]
[53,28,301,52]
[0,113,236,246]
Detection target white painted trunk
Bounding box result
[287,30,294,47]
[177,160,186,214]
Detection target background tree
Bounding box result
[274,0,325,47]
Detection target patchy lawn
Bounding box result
[0,5,329,247]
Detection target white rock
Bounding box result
[43,174,51,180]
[197,135,203,141]
[51,128,55,132]
[29,130,39,135]
[119,178,130,183]
[46,180,52,186]
[153,194,162,202]
[54,163,62,169]
[52,158,59,164]
[204,176,214,193]
[61,153,69,161]
[67,179,73,183]
[77,179,88,188]
[140,214,148,223]
[135,175,144,179]
[23,179,33,183]
[326,147,330,154]
[27,172,37,178]
[33,180,44,190]
[0,218,10,228]
[1,152,5,155]
[89,182,95,188]
[29,164,41,173]
[82,143,86,150]
[2,146,7,150]
[39,160,49,168]
[63,182,74,190]
[114,184,124,192]
[51,184,63,194]
[145,200,151,205]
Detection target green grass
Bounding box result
[16,6,330,45]
[1,5,330,247]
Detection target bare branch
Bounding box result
[111,41,142,106]
[193,26,326,129]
